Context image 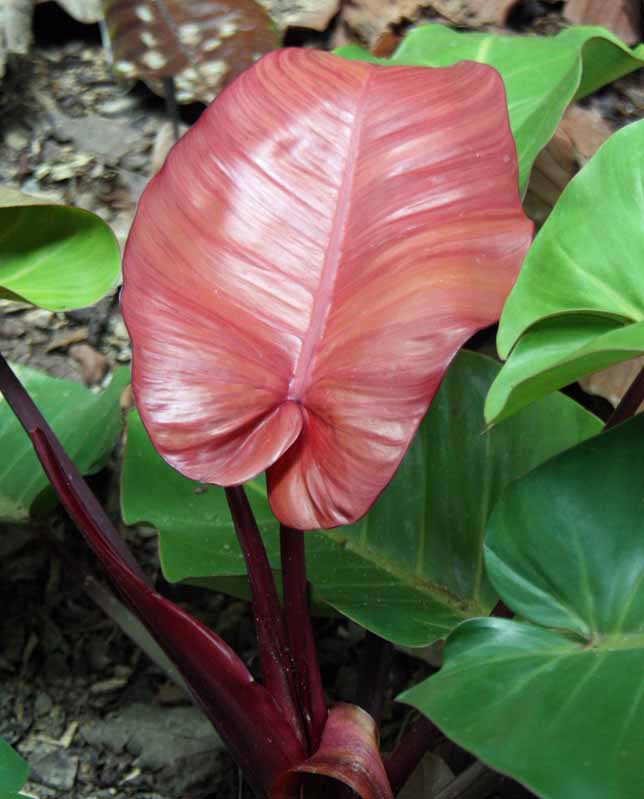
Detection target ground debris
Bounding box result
[564,0,642,45]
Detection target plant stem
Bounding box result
[385,715,443,795]
[280,525,327,751]
[225,486,306,748]
[356,632,392,727]
[0,355,147,581]
[162,75,180,142]
[604,366,644,429]
[0,355,306,792]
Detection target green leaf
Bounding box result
[0,188,120,311]
[336,25,644,193]
[0,738,28,797]
[400,415,644,799]
[487,119,644,423]
[122,351,600,646]
[0,366,129,523]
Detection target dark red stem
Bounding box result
[225,487,307,749]
[604,366,644,429]
[385,715,444,795]
[280,525,327,751]
[356,632,393,727]
[0,355,305,793]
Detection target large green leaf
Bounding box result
[0,188,120,311]
[0,366,129,523]
[336,25,644,194]
[0,738,28,798]
[401,415,644,799]
[486,119,644,423]
[122,351,600,646]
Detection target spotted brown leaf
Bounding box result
[104,0,279,103]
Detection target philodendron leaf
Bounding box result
[336,24,644,193]
[401,415,644,799]
[486,118,644,424]
[104,0,278,104]
[272,704,392,799]
[0,188,120,311]
[122,351,601,646]
[0,738,28,798]
[0,366,128,523]
[122,49,532,531]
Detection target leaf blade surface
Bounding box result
[487,119,644,423]
[122,49,531,529]
[401,416,644,799]
[121,352,601,646]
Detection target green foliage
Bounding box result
[0,738,28,799]
[0,366,129,523]
[336,24,644,193]
[401,416,644,799]
[121,351,600,646]
[0,188,120,311]
[486,119,644,423]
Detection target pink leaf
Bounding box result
[270,703,393,799]
[122,49,532,530]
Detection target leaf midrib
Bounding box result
[325,530,482,616]
[287,69,373,400]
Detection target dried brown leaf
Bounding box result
[428,0,516,27]
[150,120,189,174]
[565,0,642,46]
[104,0,279,104]
[263,0,340,31]
[341,0,515,47]
[69,343,109,385]
[579,357,644,413]
[524,105,612,224]
[341,0,424,48]
[45,326,89,352]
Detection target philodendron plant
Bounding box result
[1,25,643,799]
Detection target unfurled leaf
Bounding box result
[0,366,128,523]
[401,415,644,799]
[271,704,392,799]
[486,119,644,424]
[122,352,601,646]
[565,0,642,45]
[0,189,120,311]
[337,24,644,193]
[0,738,29,798]
[103,0,278,104]
[122,49,531,531]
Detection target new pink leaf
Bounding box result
[122,49,531,530]
[271,703,393,799]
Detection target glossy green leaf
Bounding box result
[0,738,28,797]
[487,119,644,423]
[0,366,129,523]
[0,188,120,311]
[122,351,600,646]
[336,25,644,193]
[401,415,644,799]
